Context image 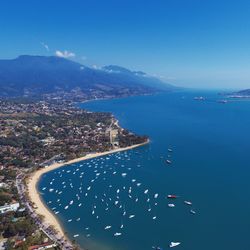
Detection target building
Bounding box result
[28,243,57,250]
[0,182,8,188]
[108,128,119,148]
[0,202,20,214]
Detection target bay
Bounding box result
[39,91,250,250]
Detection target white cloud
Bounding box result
[55,50,75,58]
[41,42,49,51]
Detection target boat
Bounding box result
[190,209,196,214]
[114,232,122,236]
[166,159,172,164]
[104,225,112,230]
[168,148,173,152]
[129,215,135,219]
[169,242,181,248]
[184,201,192,205]
[154,193,159,199]
[167,195,178,199]
[217,99,228,104]
[168,204,175,207]
[194,96,205,101]
[73,234,79,238]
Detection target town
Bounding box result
[0,99,148,250]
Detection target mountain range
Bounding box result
[0,55,174,99]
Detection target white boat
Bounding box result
[169,242,181,248]
[104,225,112,230]
[152,216,157,220]
[190,209,196,214]
[168,204,175,208]
[123,208,126,216]
[114,232,122,236]
[73,234,79,238]
[129,215,135,219]
[184,201,192,205]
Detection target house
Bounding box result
[0,202,20,214]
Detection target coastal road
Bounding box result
[16,172,73,250]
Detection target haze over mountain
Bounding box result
[0,55,173,98]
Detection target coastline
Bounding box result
[26,140,149,245]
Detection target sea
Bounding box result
[38,90,250,250]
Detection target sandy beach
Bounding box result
[26,141,148,241]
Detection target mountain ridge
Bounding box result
[0,55,174,99]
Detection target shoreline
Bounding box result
[26,140,149,246]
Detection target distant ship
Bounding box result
[194,96,205,101]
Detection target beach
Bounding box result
[26,141,149,242]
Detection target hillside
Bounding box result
[0,55,174,99]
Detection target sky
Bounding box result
[0,0,250,89]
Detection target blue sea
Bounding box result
[38,91,250,250]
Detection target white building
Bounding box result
[0,182,8,188]
[0,202,20,214]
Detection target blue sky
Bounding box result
[0,0,250,89]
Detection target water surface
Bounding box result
[39,91,250,250]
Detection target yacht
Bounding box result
[169,242,181,248]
